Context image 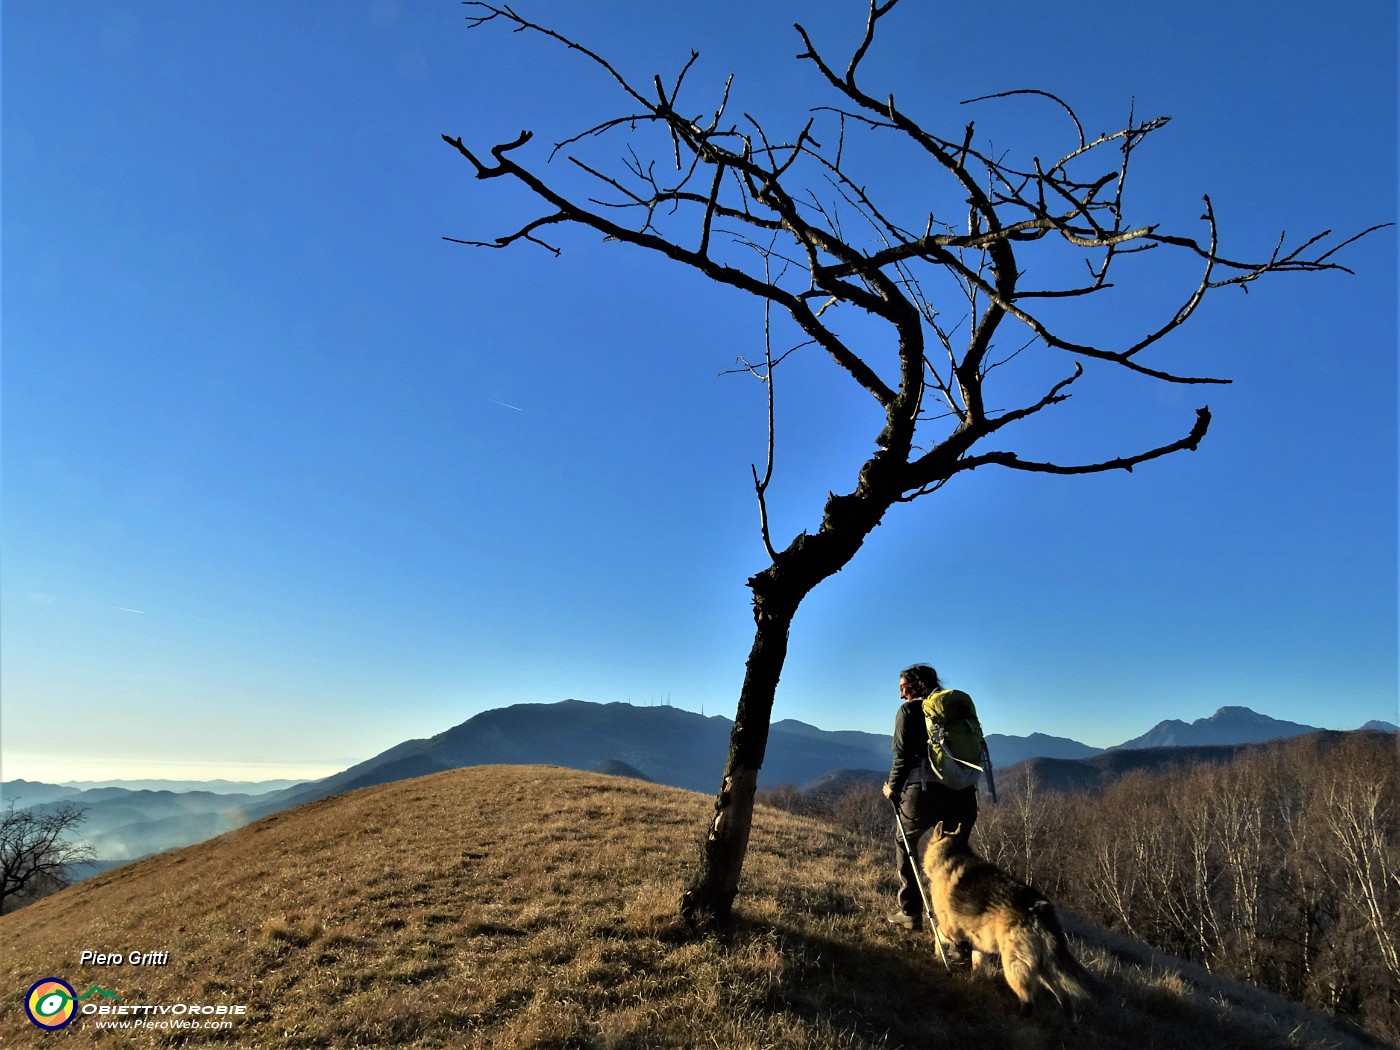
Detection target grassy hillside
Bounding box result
[1,767,1380,1048]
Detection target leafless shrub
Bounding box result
[0,801,96,914]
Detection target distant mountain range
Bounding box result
[4,701,1393,864]
[58,778,309,795]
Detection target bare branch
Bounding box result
[841,0,903,88]
[697,161,726,258]
[954,406,1213,477]
[962,88,1086,151]
[443,209,567,255]
[754,265,781,561]
[463,4,654,112]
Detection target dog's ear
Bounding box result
[931,821,945,838]
[942,823,962,839]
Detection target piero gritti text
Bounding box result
[80,950,171,966]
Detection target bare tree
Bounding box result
[0,801,96,913]
[443,2,1381,925]
[1316,740,1400,993]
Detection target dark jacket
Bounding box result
[887,698,931,794]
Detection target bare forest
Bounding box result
[761,731,1400,1045]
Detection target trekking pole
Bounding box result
[980,739,998,804]
[891,799,951,972]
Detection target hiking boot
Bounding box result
[885,910,921,930]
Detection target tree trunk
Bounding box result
[680,460,907,927]
[680,597,796,926]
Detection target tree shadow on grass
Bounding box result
[718,910,1030,1050]
[722,906,1374,1050]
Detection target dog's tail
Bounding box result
[1029,901,1094,1021]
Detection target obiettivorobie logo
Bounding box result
[22,977,248,1032]
[24,979,119,1031]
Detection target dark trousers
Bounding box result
[894,781,978,916]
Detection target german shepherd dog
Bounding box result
[921,822,1094,1021]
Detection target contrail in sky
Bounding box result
[486,398,524,411]
[109,606,147,614]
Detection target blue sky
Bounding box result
[3,1,1395,783]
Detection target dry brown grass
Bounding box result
[0,767,1383,1048]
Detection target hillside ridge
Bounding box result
[1,766,1381,1049]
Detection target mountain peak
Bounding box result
[1114,707,1319,751]
[1207,706,1271,723]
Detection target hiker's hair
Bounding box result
[900,664,942,697]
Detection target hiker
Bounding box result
[882,663,979,930]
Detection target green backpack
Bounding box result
[922,689,996,799]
